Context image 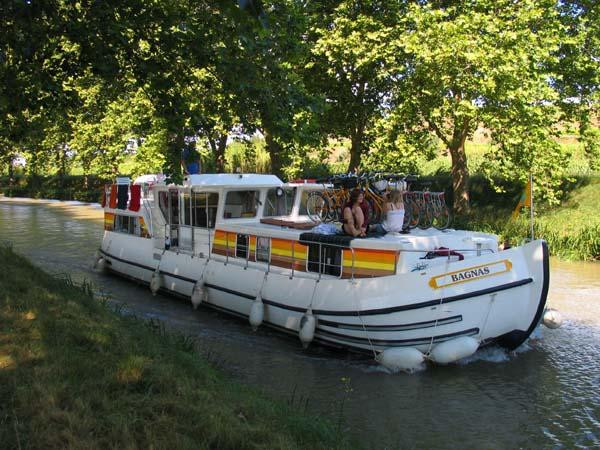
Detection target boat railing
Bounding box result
[156,225,495,279]
[206,233,496,280]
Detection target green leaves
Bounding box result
[0,0,596,202]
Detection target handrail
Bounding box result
[290,240,295,279]
[151,225,499,281]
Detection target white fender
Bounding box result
[430,336,479,364]
[249,293,264,331]
[191,279,206,309]
[542,308,563,329]
[299,309,316,348]
[93,257,106,273]
[150,268,161,296]
[377,347,425,373]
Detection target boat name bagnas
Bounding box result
[451,266,490,282]
[428,259,512,289]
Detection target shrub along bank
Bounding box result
[456,176,600,260]
[1,170,598,260]
[0,245,351,449]
[0,174,107,202]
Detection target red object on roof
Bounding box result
[434,247,465,261]
[109,184,117,209]
[129,184,141,212]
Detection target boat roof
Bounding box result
[183,173,283,188]
[284,182,329,189]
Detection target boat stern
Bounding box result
[495,239,550,350]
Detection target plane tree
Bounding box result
[390,0,568,212]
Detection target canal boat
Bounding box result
[95,173,550,369]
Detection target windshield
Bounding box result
[263,187,295,217]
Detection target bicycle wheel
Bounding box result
[418,203,433,229]
[432,206,451,230]
[406,199,420,229]
[306,191,330,223]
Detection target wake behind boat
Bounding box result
[95,173,552,371]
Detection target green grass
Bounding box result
[0,245,352,449]
[540,176,600,232]
[461,176,600,260]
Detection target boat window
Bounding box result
[224,191,258,219]
[181,193,191,226]
[192,192,219,228]
[264,187,295,217]
[256,237,270,263]
[236,234,249,259]
[169,190,179,225]
[158,191,169,221]
[299,190,320,216]
[307,244,342,277]
[114,215,138,235]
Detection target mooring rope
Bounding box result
[425,256,451,357]
[352,280,378,360]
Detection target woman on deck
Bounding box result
[371,189,405,234]
[343,189,367,237]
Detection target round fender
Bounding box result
[430,336,479,364]
[150,269,161,296]
[93,257,106,273]
[377,347,425,373]
[542,308,563,329]
[299,311,316,348]
[249,294,264,331]
[191,280,206,309]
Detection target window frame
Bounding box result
[263,187,296,217]
[235,233,249,259]
[306,244,343,277]
[113,214,138,236]
[191,190,219,229]
[223,190,259,219]
[255,236,271,263]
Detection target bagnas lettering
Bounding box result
[451,266,491,282]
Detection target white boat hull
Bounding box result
[100,231,549,354]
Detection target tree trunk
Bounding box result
[347,126,364,174]
[8,156,14,196]
[347,82,367,174]
[263,129,283,179]
[348,138,361,174]
[448,139,470,215]
[166,132,185,182]
[429,115,471,215]
[209,134,228,173]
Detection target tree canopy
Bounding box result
[1,0,598,211]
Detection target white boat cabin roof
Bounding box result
[183,173,282,188]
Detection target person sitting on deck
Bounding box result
[371,189,405,234]
[343,189,367,237]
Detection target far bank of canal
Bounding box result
[1,197,599,448]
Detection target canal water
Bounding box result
[1,198,598,449]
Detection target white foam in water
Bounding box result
[359,338,542,374]
[360,361,427,375]
[457,345,511,365]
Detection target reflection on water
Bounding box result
[1,197,599,448]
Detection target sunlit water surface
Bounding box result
[1,198,598,448]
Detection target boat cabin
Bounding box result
[102,173,499,280]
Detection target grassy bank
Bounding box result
[460,176,600,260]
[0,245,351,449]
